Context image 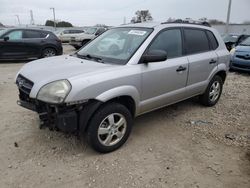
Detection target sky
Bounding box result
[0,0,249,26]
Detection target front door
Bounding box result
[0,30,26,59]
[140,28,188,113]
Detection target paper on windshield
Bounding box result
[128,30,147,36]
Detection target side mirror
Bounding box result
[141,50,167,63]
[4,36,9,41]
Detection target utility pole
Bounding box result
[15,15,21,25]
[30,10,35,25]
[123,16,126,24]
[50,7,56,30]
[225,0,232,34]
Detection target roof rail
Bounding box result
[161,19,211,27]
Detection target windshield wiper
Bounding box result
[76,53,104,63]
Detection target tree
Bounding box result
[45,20,55,27]
[57,21,73,27]
[45,20,73,27]
[208,19,225,25]
[131,10,153,23]
[242,21,250,24]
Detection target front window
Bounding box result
[5,30,23,40]
[77,27,153,65]
[0,29,7,36]
[239,37,250,46]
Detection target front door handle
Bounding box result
[209,59,217,64]
[176,66,187,72]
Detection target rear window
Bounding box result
[206,31,218,50]
[184,28,210,55]
[23,30,41,38]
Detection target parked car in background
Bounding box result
[69,27,107,49]
[0,28,62,60]
[16,22,229,153]
[230,36,250,72]
[55,29,85,42]
[223,34,250,51]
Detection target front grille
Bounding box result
[16,74,34,102]
[233,63,250,69]
[16,74,34,95]
[236,55,250,60]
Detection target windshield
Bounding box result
[0,29,8,37]
[239,37,250,46]
[85,27,98,34]
[77,27,153,65]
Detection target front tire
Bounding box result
[87,103,133,153]
[199,75,223,106]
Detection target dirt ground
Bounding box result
[0,45,249,188]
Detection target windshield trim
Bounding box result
[77,27,154,65]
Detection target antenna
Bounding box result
[30,10,35,25]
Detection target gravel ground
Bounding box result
[0,45,249,188]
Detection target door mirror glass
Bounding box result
[142,50,167,63]
[4,36,9,41]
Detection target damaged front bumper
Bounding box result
[16,74,83,133]
[16,74,102,134]
[17,97,82,133]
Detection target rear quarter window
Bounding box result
[184,28,210,55]
[206,31,219,50]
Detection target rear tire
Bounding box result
[41,48,57,58]
[199,75,223,106]
[87,103,133,153]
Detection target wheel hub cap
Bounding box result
[98,113,127,147]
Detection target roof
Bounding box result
[118,21,212,29]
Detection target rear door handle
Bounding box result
[176,66,187,72]
[209,59,217,64]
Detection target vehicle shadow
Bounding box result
[229,69,250,76]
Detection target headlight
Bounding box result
[230,48,236,55]
[37,80,71,103]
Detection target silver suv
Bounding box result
[16,22,230,153]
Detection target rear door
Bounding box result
[0,30,26,59]
[140,28,189,113]
[183,28,218,96]
[22,30,45,58]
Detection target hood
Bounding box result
[18,55,118,84]
[235,45,250,52]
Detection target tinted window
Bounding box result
[206,31,218,50]
[148,29,182,59]
[40,32,48,38]
[73,30,84,34]
[184,29,210,55]
[5,30,23,40]
[23,30,41,38]
[63,30,70,34]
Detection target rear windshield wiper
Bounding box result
[76,53,104,63]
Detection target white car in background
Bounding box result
[69,27,107,49]
[55,29,85,42]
